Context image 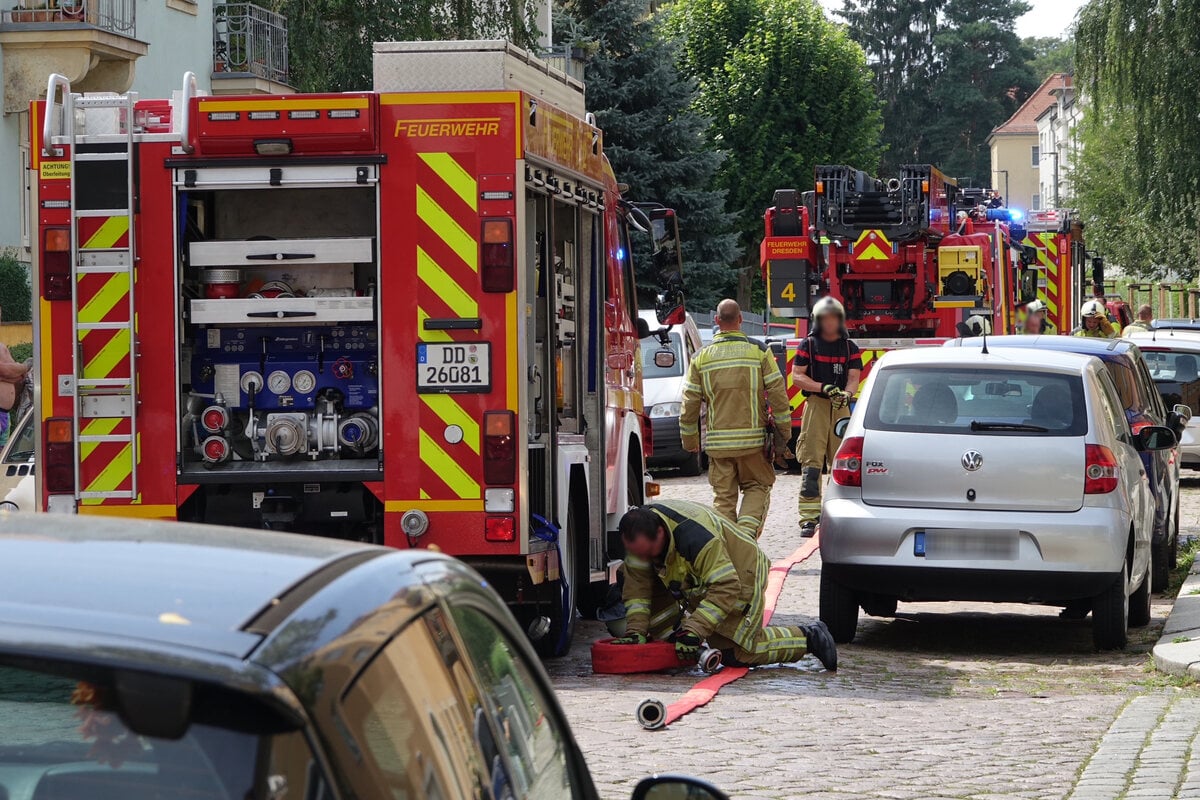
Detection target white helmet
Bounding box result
[811,296,845,321]
[965,314,991,336]
[1026,299,1047,315]
[1081,299,1107,319]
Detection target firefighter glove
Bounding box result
[674,631,702,661]
[612,633,649,645]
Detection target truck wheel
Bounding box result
[1130,558,1152,628]
[1092,564,1129,650]
[628,457,644,507]
[676,451,703,477]
[819,571,859,643]
[1151,537,1171,593]
[535,499,578,659]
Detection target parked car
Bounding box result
[0,407,34,512]
[0,515,728,800]
[1123,329,1200,471]
[820,347,1174,650]
[1151,318,1200,332]
[640,310,706,475]
[948,335,1187,591]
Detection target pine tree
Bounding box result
[559,0,739,311]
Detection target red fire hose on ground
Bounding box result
[590,535,822,730]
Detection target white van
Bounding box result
[639,310,705,475]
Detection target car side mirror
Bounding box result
[1174,403,1193,424]
[653,350,677,369]
[833,417,850,439]
[636,318,653,340]
[1135,424,1177,452]
[632,775,730,800]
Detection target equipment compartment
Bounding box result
[189,236,375,267]
[189,296,375,325]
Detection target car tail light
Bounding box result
[43,227,71,301]
[484,516,516,542]
[483,410,516,484]
[44,417,74,494]
[1085,444,1120,494]
[481,219,514,293]
[831,436,864,487]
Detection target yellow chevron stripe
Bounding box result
[81,441,133,501]
[1040,233,1058,257]
[854,229,891,250]
[385,499,485,512]
[79,504,175,518]
[417,307,453,342]
[81,216,129,250]
[79,417,121,460]
[419,429,480,499]
[83,328,130,379]
[416,186,477,271]
[420,394,481,455]
[76,272,128,330]
[417,246,478,318]
[418,153,478,212]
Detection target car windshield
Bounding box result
[865,367,1087,436]
[641,333,684,379]
[0,664,323,800]
[3,413,33,463]
[1142,349,1200,414]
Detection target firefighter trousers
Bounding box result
[797,395,850,525]
[707,446,775,538]
[639,581,809,666]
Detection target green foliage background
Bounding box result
[0,256,31,324]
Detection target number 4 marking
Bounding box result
[780,282,796,303]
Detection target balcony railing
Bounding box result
[212,2,287,84]
[1,0,135,36]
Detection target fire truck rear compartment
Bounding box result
[176,178,382,539]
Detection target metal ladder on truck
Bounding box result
[44,75,140,503]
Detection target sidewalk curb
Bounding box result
[1152,559,1200,676]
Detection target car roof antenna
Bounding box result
[981,330,989,355]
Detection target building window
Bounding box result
[1031,194,1042,211]
[1031,145,1040,167]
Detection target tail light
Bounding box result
[481,219,514,293]
[44,418,74,494]
[1085,444,1120,494]
[831,436,864,487]
[483,410,516,484]
[484,516,516,542]
[43,227,71,301]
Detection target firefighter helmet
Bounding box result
[1026,299,1047,316]
[1081,299,1107,319]
[811,296,845,321]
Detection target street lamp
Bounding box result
[993,169,1009,207]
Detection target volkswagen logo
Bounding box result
[961,450,984,472]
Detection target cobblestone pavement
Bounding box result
[546,473,1200,800]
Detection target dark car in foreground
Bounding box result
[947,335,1188,591]
[0,515,726,800]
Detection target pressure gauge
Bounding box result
[292,369,317,394]
[267,370,292,394]
[240,370,264,395]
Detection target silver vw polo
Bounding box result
[819,347,1175,650]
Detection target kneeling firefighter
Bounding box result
[792,297,862,537]
[611,499,837,670]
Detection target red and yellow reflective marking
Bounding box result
[853,229,892,261]
[79,432,136,505]
[1024,232,1061,319]
[80,216,130,250]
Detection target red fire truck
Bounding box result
[27,40,684,655]
[1018,208,1087,335]
[761,166,1022,438]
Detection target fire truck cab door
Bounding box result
[648,207,685,327]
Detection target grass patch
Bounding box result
[1173,636,1192,644]
[1167,536,1200,596]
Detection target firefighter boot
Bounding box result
[799,466,821,537]
[801,620,838,671]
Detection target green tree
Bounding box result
[0,256,31,324]
[670,0,882,277]
[1076,0,1200,277]
[840,0,1036,185]
[280,0,541,92]
[557,0,738,310]
[1024,35,1074,80]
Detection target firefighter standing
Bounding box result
[611,500,837,670]
[1073,300,1117,338]
[792,297,862,537]
[680,299,790,537]
[1125,304,1154,333]
[1023,299,1055,335]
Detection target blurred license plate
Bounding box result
[922,529,1019,560]
[417,343,491,394]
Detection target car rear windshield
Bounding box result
[0,664,326,800]
[1142,349,1200,414]
[865,367,1087,436]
